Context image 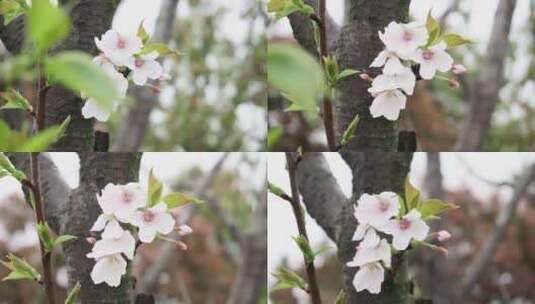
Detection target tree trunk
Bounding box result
[337,0,410,151]
[63,152,141,303]
[47,0,120,151]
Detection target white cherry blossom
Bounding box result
[370,50,405,75]
[96,183,147,222]
[354,192,400,229]
[347,239,391,268]
[86,230,136,260]
[90,214,124,240]
[351,262,385,294]
[412,42,454,79]
[125,51,163,85]
[95,30,142,66]
[352,224,380,248]
[89,253,127,287]
[380,21,428,59]
[82,63,128,122]
[369,89,407,121]
[130,203,175,243]
[382,209,430,250]
[368,65,416,95]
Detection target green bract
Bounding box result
[27,0,70,52]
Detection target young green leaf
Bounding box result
[17,116,71,152]
[36,222,55,253]
[0,152,26,180]
[425,10,441,47]
[267,0,285,12]
[271,267,308,292]
[0,0,26,25]
[336,69,359,82]
[0,253,41,282]
[335,290,347,304]
[139,43,182,57]
[405,177,420,210]
[64,281,81,304]
[267,181,286,198]
[0,88,33,112]
[442,33,472,48]
[147,168,164,207]
[44,51,121,112]
[398,195,407,217]
[27,0,70,52]
[418,199,459,219]
[53,234,77,249]
[340,114,360,146]
[267,126,283,151]
[162,192,203,209]
[268,43,324,115]
[137,21,150,44]
[293,235,315,264]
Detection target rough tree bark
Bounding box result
[294,151,414,303]
[63,153,141,303]
[455,0,517,151]
[111,0,180,152]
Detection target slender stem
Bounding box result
[313,2,337,151]
[285,153,322,304]
[22,153,56,304]
[36,60,47,133]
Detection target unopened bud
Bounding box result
[437,246,449,256]
[86,237,97,245]
[177,224,193,236]
[359,73,372,82]
[448,79,460,89]
[178,241,188,251]
[437,230,451,242]
[452,64,467,75]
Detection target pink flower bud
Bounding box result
[177,225,193,236]
[452,64,467,75]
[359,73,373,82]
[448,79,460,89]
[86,237,97,244]
[437,230,451,242]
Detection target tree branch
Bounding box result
[111,0,179,152]
[460,164,535,299]
[294,153,347,242]
[285,152,322,304]
[455,0,518,151]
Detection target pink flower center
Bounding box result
[122,190,133,204]
[134,58,144,68]
[422,50,434,61]
[378,199,390,212]
[143,211,155,223]
[117,38,126,49]
[399,218,411,230]
[402,31,413,42]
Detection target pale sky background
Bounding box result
[267,152,535,302]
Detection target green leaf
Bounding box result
[0,0,25,25]
[405,177,420,210]
[340,114,359,146]
[44,51,121,112]
[426,10,440,34]
[137,21,150,44]
[1,253,41,282]
[267,126,283,151]
[139,43,182,57]
[335,290,347,304]
[398,195,407,217]
[36,222,55,253]
[147,168,164,207]
[53,234,77,248]
[336,69,359,82]
[64,282,81,304]
[425,10,441,47]
[293,235,315,264]
[442,33,472,48]
[267,0,285,12]
[418,199,459,219]
[27,0,70,52]
[271,267,308,292]
[162,192,203,209]
[268,181,286,198]
[268,43,324,115]
[0,152,26,181]
[269,0,314,19]
[17,116,71,152]
[0,88,33,111]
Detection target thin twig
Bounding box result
[285,153,322,304]
[22,153,56,304]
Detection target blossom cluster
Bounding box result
[82,29,166,122]
[86,182,192,287]
[367,21,460,121]
[347,192,440,294]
